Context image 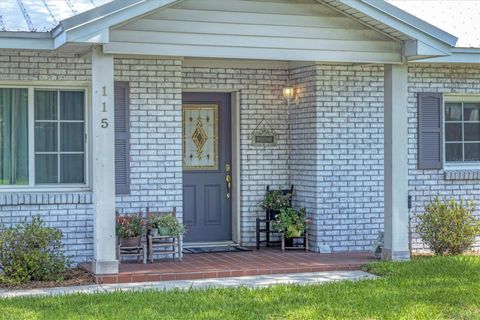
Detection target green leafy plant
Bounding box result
[0,217,70,285]
[273,207,310,238]
[416,197,480,255]
[116,213,145,239]
[154,215,186,236]
[260,190,291,211]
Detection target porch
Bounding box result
[81,249,373,284]
[73,0,446,274]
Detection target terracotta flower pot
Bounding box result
[120,236,141,247]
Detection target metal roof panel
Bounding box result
[0,0,112,32]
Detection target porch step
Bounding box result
[80,249,374,285]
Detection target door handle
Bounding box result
[226,174,232,199]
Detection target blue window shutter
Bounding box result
[418,92,443,170]
[114,81,130,194]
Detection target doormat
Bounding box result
[183,246,252,254]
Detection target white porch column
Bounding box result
[91,46,118,274]
[383,64,410,261]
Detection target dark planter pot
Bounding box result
[266,209,280,220]
[285,236,305,248]
[120,236,141,247]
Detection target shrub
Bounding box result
[416,197,480,255]
[0,217,70,285]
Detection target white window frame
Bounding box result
[444,94,480,170]
[0,82,91,192]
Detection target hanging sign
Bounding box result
[250,119,278,146]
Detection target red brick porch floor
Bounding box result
[80,249,374,284]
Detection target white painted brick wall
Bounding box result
[408,63,480,252]
[291,64,385,253]
[0,50,93,263]
[289,65,319,249]
[114,58,183,219]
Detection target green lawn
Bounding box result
[1,256,480,320]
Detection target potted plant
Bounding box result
[154,214,186,237]
[273,207,309,239]
[260,190,292,220]
[146,213,159,236]
[116,213,145,247]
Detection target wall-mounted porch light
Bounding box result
[283,87,295,105]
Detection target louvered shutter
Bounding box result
[418,92,443,169]
[114,81,130,194]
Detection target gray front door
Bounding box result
[182,93,232,242]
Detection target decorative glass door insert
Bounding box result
[183,104,218,170]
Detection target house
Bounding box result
[0,0,479,275]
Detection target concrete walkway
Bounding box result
[0,271,376,299]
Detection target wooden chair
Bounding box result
[116,210,147,264]
[146,207,182,263]
[256,185,294,249]
[281,229,309,252]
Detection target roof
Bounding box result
[2,0,480,64]
[0,0,474,48]
[0,0,112,32]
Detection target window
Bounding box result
[0,87,87,188]
[0,88,29,185]
[445,100,480,164]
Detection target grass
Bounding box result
[1,256,480,319]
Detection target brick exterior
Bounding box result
[290,64,385,252]
[113,57,183,217]
[1,48,480,262]
[408,64,480,252]
[0,50,94,263]
[289,65,319,249]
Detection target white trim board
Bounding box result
[183,58,289,70]
[411,49,480,64]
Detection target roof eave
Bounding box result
[361,0,458,47]
[0,31,53,50]
[53,0,181,49]
[330,0,458,57]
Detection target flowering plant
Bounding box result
[116,213,145,239]
[273,207,310,238]
[260,190,291,211]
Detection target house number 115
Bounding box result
[101,86,109,128]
